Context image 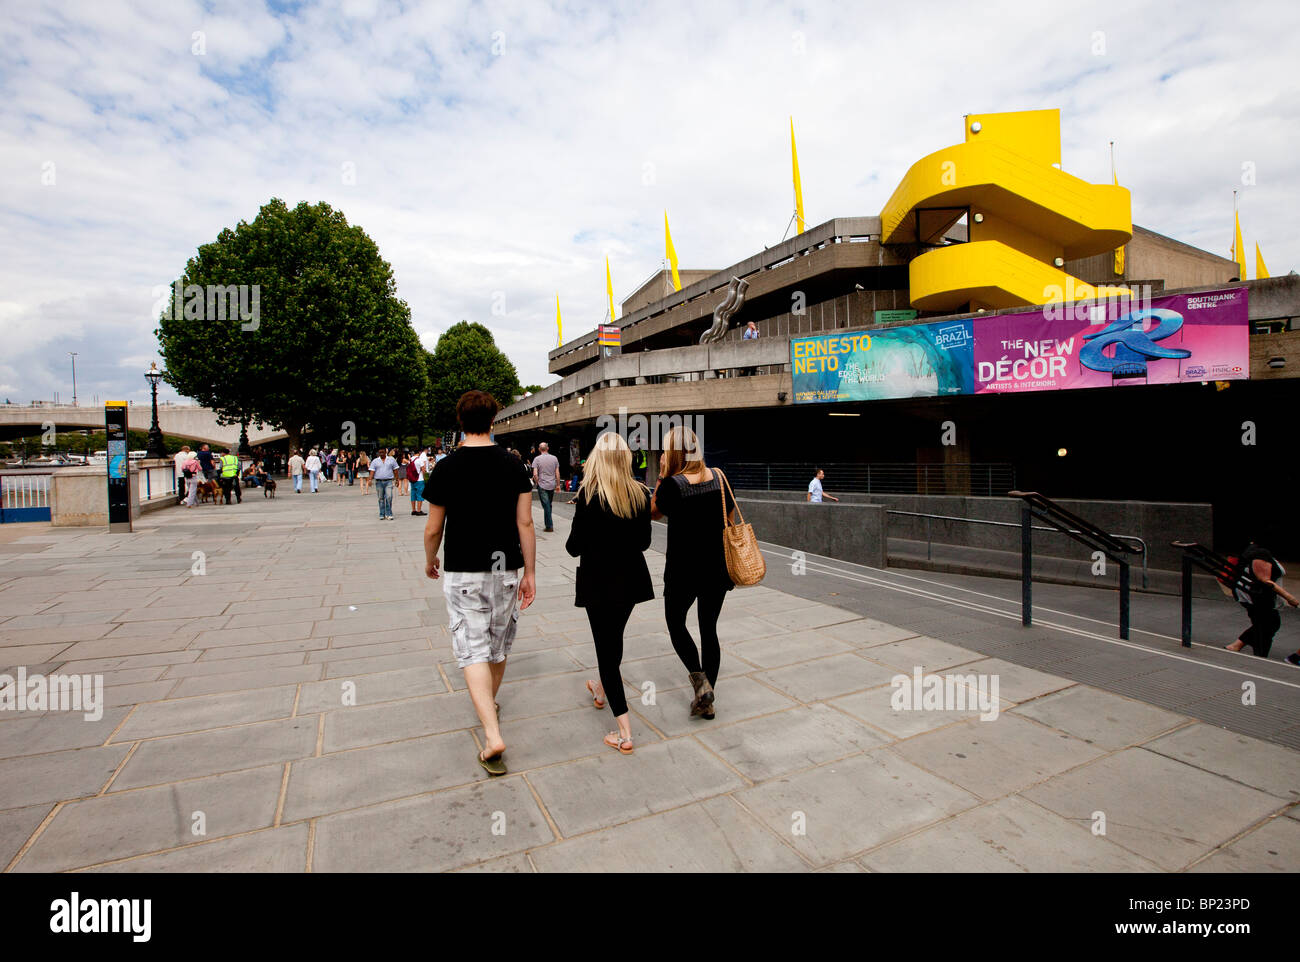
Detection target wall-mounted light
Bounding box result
[777,392,788,402]
[1053,257,1065,267]
[1057,448,1068,457]
[969,121,982,134]
[553,405,558,413]
[577,396,585,405]
[1268,356,1285,369]
[828,412,860,417]
[972,213,984,224]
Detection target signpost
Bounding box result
[105,401,132,532]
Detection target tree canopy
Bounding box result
[426,322,523,431]
[155,198,426,453]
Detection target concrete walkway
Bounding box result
[0,481,1297,872]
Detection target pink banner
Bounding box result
[973,287,1249,393]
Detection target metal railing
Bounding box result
[1010,491,1144,639]
[726,462,1016,496]
[887,509,1148,588]
[1171,542,1255,648]
[0,471,52,523]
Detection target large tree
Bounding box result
[426,322,523,432]
[155,198,426,454]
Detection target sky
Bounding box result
[2,0,1297,408]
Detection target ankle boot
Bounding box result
[689,671,714,716]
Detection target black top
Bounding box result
[426,445,533,572]
[1241,544,1283,606]
[565,485,654,608]
[654,469,735,591]
[197,450,214,470]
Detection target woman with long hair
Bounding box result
[650,426,735,720]
[357,450,371,493]
[566,432,653,754]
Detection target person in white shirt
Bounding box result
[173,445,192,503]
[410,448,430,516]
[305,449,322,493]
[288,450,306,494]
[807,468,838,503]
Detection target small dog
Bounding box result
[263,478,277,498]
[197,480,219,504]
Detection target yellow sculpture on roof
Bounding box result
[880,109,1133,312]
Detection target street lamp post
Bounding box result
[69,352,78,406]
[144,363,167,459]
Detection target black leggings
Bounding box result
[1239,603,1281,658]
[586,602,634,717]
[664,582,728,686]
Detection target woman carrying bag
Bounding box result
[651,425,740,720]
[566,432,654,754]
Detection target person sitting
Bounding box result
[243,461,262,487]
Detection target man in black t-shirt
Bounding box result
[1224,542,1297,658]
[424,391,536,776]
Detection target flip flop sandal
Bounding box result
[586,680,605,709]
[604,731,634,754]
[478,749,508,776]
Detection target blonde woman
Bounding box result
[650,426,736,720]
[565,432,653,754]
[357,450,371,493]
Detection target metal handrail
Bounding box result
[1171,541,1256,648]
[885,509,1149,588]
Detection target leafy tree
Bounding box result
[425,322,523,431]
[155,198,427,455]
[521,384,543,395]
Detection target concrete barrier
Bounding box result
[51,459,178,527]
[735,497,887,569]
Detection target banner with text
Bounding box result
[973,287,1249,394]
[791,320,975,404]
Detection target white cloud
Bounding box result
[1,0,1297,406]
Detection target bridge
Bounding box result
[0,403,286,448]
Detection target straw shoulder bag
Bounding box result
[715,469,765,586]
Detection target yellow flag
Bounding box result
[1233,211,1247,280]
[1112,169,1124,276]
[790,117,806,234]
[605,256,616,323]
[555,293,562,346]
[1256,243,1269,279]
[664,212,681,292]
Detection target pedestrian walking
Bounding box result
[173,445,192,503]
[197,443,215,481]
[532,441,560,532]
[807,468,839,503]
[305,449,322,493]
[371,447,398,520]
[410,447,429,516]
[218,447,241,504]
[288,450,305,493]
[182,453,201,507]
[1224,541,1298,658]
[357,450,371,492]
[424,390,536,775]
[650,425,736,719]
[566,432,653,754]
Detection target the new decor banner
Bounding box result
[791,320,974,404]
[973,287,1249,393]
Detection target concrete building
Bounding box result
[496,111,1299,557]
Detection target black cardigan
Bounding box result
[565,486,655,608]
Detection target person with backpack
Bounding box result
[650,425,737,720]
[408,448,428,516]
[181,453,201,507]
[1224,542,1298,658]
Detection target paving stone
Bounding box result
[726,630,854,669]
[890,713,1106,800]
[0,708,130,758]
[1022,748,1285,871]
[322,692,479,752]
[312,638,431,663]
[297,665,445,714]
[861,796,1161,872]
[954,657,1076,704]
[736,749,979,866]
[170,663,323,698]
[100,680,178,708]
[14,765,285,872]
[198,637,330,661]
[477,705,660,771]
[531,796,808,872]
[1188,816,1300,873]
[1010,686,1190,752]
[323,651,437,679]
[696,704,888,781]
[861,636,988,673]
[81,824,310,873]
[828,684,981,739]
[756,653,901,703]
[111,686,298,741]
[283,730,481,821]
[0,804,50,867]
[311,776,553,872]
[0,743,131,809]
[448,852,534,872]
[441,648,583,689]
[528,738,748,838]
[1143,723,1300,802]
[112,717,317,791]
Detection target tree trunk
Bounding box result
[285,426,302,466]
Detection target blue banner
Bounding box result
[790,319,975,404]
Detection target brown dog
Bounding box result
[263,478,277,499]
[197,480,219,504]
